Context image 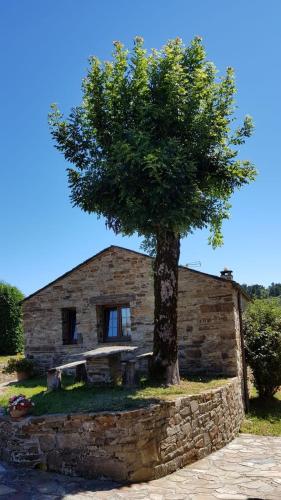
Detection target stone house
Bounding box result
[23,245,249,380]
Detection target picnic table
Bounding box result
[85,345,138,386]
[47,345,152,390]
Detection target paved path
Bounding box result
[1,434,281,499]
[0,366,15,385]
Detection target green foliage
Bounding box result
[3,357,34,375]
[244,299,281,398]
[242,283,281,299]
[0,282,24,355]
[49,36,256,246]
[140,234,157,257]
[268,283,281,297]
[242,283,269,299]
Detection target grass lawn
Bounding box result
[241,387,281,436]
[0,375,230,416]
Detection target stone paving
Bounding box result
[0,434,281,499]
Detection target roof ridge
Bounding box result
[22,244,249,302]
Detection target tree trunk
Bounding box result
[152,230,180,385]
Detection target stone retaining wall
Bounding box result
[0,378,244,482]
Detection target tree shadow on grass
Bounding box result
[248,395,281,423]
[4,373,230,416]
[6,375,46,389]
[9,375,160,416]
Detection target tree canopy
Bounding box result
[0,282,24,355]
[49,36,256,247]
[242,283,281,299]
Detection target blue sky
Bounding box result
[1,0,280,296]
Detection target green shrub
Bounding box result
[3,357,34,375]
[0,282,24,355]
[244,299,281,399]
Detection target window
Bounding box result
[103,305,131,341]
[62,308,77,345]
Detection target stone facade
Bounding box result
[0,378,244,482]
[23,245,248,378]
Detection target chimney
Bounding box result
[220,267,233,280]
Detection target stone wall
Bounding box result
[177,271,244,377]
[23,246,245,377]
[0,378,244,482]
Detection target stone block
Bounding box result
[182,422,191,436]
[47,450,63,471]
[39,434,56,452]
[139,439,159,465]
[129,466,154,482]
[56,432,83,449]
[78,457,128,481]
[190,400,199,413]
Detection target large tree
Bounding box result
[49,37,256,385]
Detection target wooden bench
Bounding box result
[136,351,153,368]
[47,360,87,391]
[122,352,153,388]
